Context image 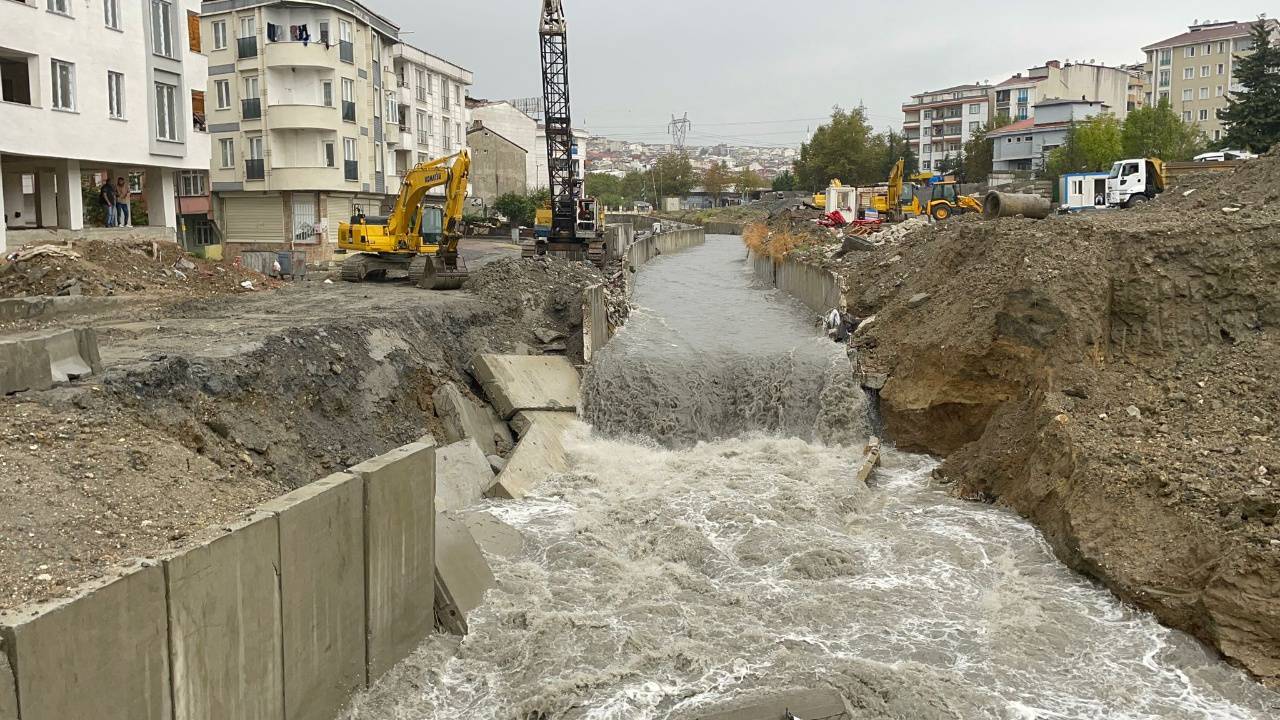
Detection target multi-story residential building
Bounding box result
[1142,19,1280,143]
[469,99,539,190]
[200,0,399,262]
[390,43,472,198]
[989,99,1109,172]
[0,0,210,252]
[467,123,528,206]
[901,84,991,172]
[993,60,1136,122]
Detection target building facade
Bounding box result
[468,99,539,190]
[391,43,472,198]
[1142,19,1280,143]
[467,125,527,207]
[200,0,399,261]
[993,60,1136,122]
[989,99,1108,172]
[901,84,991,172]
[0,0,210,252]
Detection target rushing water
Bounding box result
[348,237,1280,719]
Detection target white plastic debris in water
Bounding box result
[240,280,255,290]
[324,278,335,284]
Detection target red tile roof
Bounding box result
[986,118,1036,136]
[1142,20,1274,51]
[989,119,1073,138]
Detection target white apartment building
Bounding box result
[993,60,1136,122]
[0,0,210,252]
[901,84,991,172]
[200,0,399,262]
[390,43,472,198]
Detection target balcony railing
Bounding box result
[245,158,265,180]
[343,160,358,181]
[398,77,409,88]
[237,36,257,59]
[339,40,353,63]
[417,131,430,146]
[242,97,262,120]
[399,123,410,132]
[341,101,356,122]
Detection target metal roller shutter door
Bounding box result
[326,195,353,243]
[224,195,284,243]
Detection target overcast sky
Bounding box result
[365,1,1268,147]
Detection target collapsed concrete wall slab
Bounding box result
[434,513,496,635]
[582,283,609,363]
[489,412,577,499]
[0,560,171,720]
[459,510,525,559]
[432,382,513,456]
[435,439,497,512]
[350,442,436,683]
[473,354,580,419]
[165,512,284,720]
[0,327,102,395]
[259,473,365,720]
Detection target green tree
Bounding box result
[961,114,1012,182]
[494,192,536,227]
[586,173,626,208]
[652,152,696,199]
[1219,19,1280,152]
[772,170,796,191]
[702,162,730,204]
[1122,100,1206,160]
[878,130,917,180]
[1044,114,1125,179]
[935,152,963,179]
[620,171,650,204]
[793,107,885,191]
[734,168,764,199]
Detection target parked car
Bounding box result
[1193,150,1259,162]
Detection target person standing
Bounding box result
[100,178,117,228]
[115,177,132,228]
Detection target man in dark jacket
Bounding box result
[99,179,117,227]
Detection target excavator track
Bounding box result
[340,253,372,282]
[587,240,607,269]
[409,254,468,291]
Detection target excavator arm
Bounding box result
[387,150,470,248]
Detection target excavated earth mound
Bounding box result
[831,152,1280,685]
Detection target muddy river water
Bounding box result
[349,237,1280,719]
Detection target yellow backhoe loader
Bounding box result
[923,180,983,221]
[337,150,471,290]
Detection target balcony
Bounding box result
[339,40,353,63]
[399,128,414,147]
[341,101,355,122]
[267,103,336,129]
[384,120,400,144]
[237,36,258,59]
[264,41,333,68]
[245,158,265,181]
[343,160,359,182]
[242,97,262,120]
[397,76,409,88]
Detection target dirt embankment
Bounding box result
[0,255,611,611]
[818,155,1280,685]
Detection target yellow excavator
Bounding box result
[337,150,471,290]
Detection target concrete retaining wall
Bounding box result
[748,250,844,314]
[624,226,705,296]
[582,284,609,363]
[704,221,745,236]
[0,442,444,720]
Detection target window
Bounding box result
[1158,90,1169,103]
[922,144,932,154]
[244,75,258,99]
[1203,43,1212,55]
[922,109,932,119]
[155,81,177,140]
[107,71,124,118]
[1217,63,1225,75]
[1200,65,1209,78]
[417,152,428,165]
[343,137,357,180]
[1214,129,1221,141]
[1181,88,1193,101]
[442,79,449,110]
[969,121,979,132]
[1218,41,1226,54]
[427,72,433,94]
[219,138,234,168]
[1215,85,1224,97]
[215,79,231,109]
[1158,48,1171,65]
[1184,46,1195,58]
[179,171,205,196]
[338,20,352,42]
[128,173,142,193]
[1158,69,1170,87]
[1183,67,1194,80]
[384,90,396,119]
[341,77,354,121]
[1198,109,1208,121]
[373,141,382,172]
[212,20,227,49]
[240,16,255,38]
[415,69,427,101]
[151,0,173,57]
[323,140,335,167]
[318,20,329,45]
[104,0,119,28]
[968,103,980,114]
[321,79,333,107]
[247,135,262,159]
[1182,110,1192,122]
[455,121,462,146]
[188,10,200,52]
[441,115,451,151]
[47,0,70,15]
[50,59,74,111]
[922,160,931,170]
[1199,87,1209,100]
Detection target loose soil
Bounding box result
[0,243,614,611]
[746,153,1280,685]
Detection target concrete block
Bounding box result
[74,326,103,373]
[42,329,92,382]
[696,689,847,719]
[432,382,514,455]
[854,437,882,486]
[165,512,284,720]
[435,439,497,512]
[510,410,574,439]
[434,513,495,635]
[350,442,436,683]
[258,473,365,720]
[489,412,577,500]
[473,354,580,419]
[460,510,524,560]
[0,337,53,395]
[0,560,171,720]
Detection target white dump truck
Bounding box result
[1105,157,1166,208]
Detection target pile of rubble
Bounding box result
[0,239,274,298]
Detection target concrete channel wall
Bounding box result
[0,445,439,720]
[749,250,844,314]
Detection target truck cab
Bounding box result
[1106,158,1165,208]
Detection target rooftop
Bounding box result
[988,119,1073,137]
[1142,19,1276,51]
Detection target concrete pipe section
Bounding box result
[984,191,1052,220]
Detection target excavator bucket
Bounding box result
[410,253,468,291]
